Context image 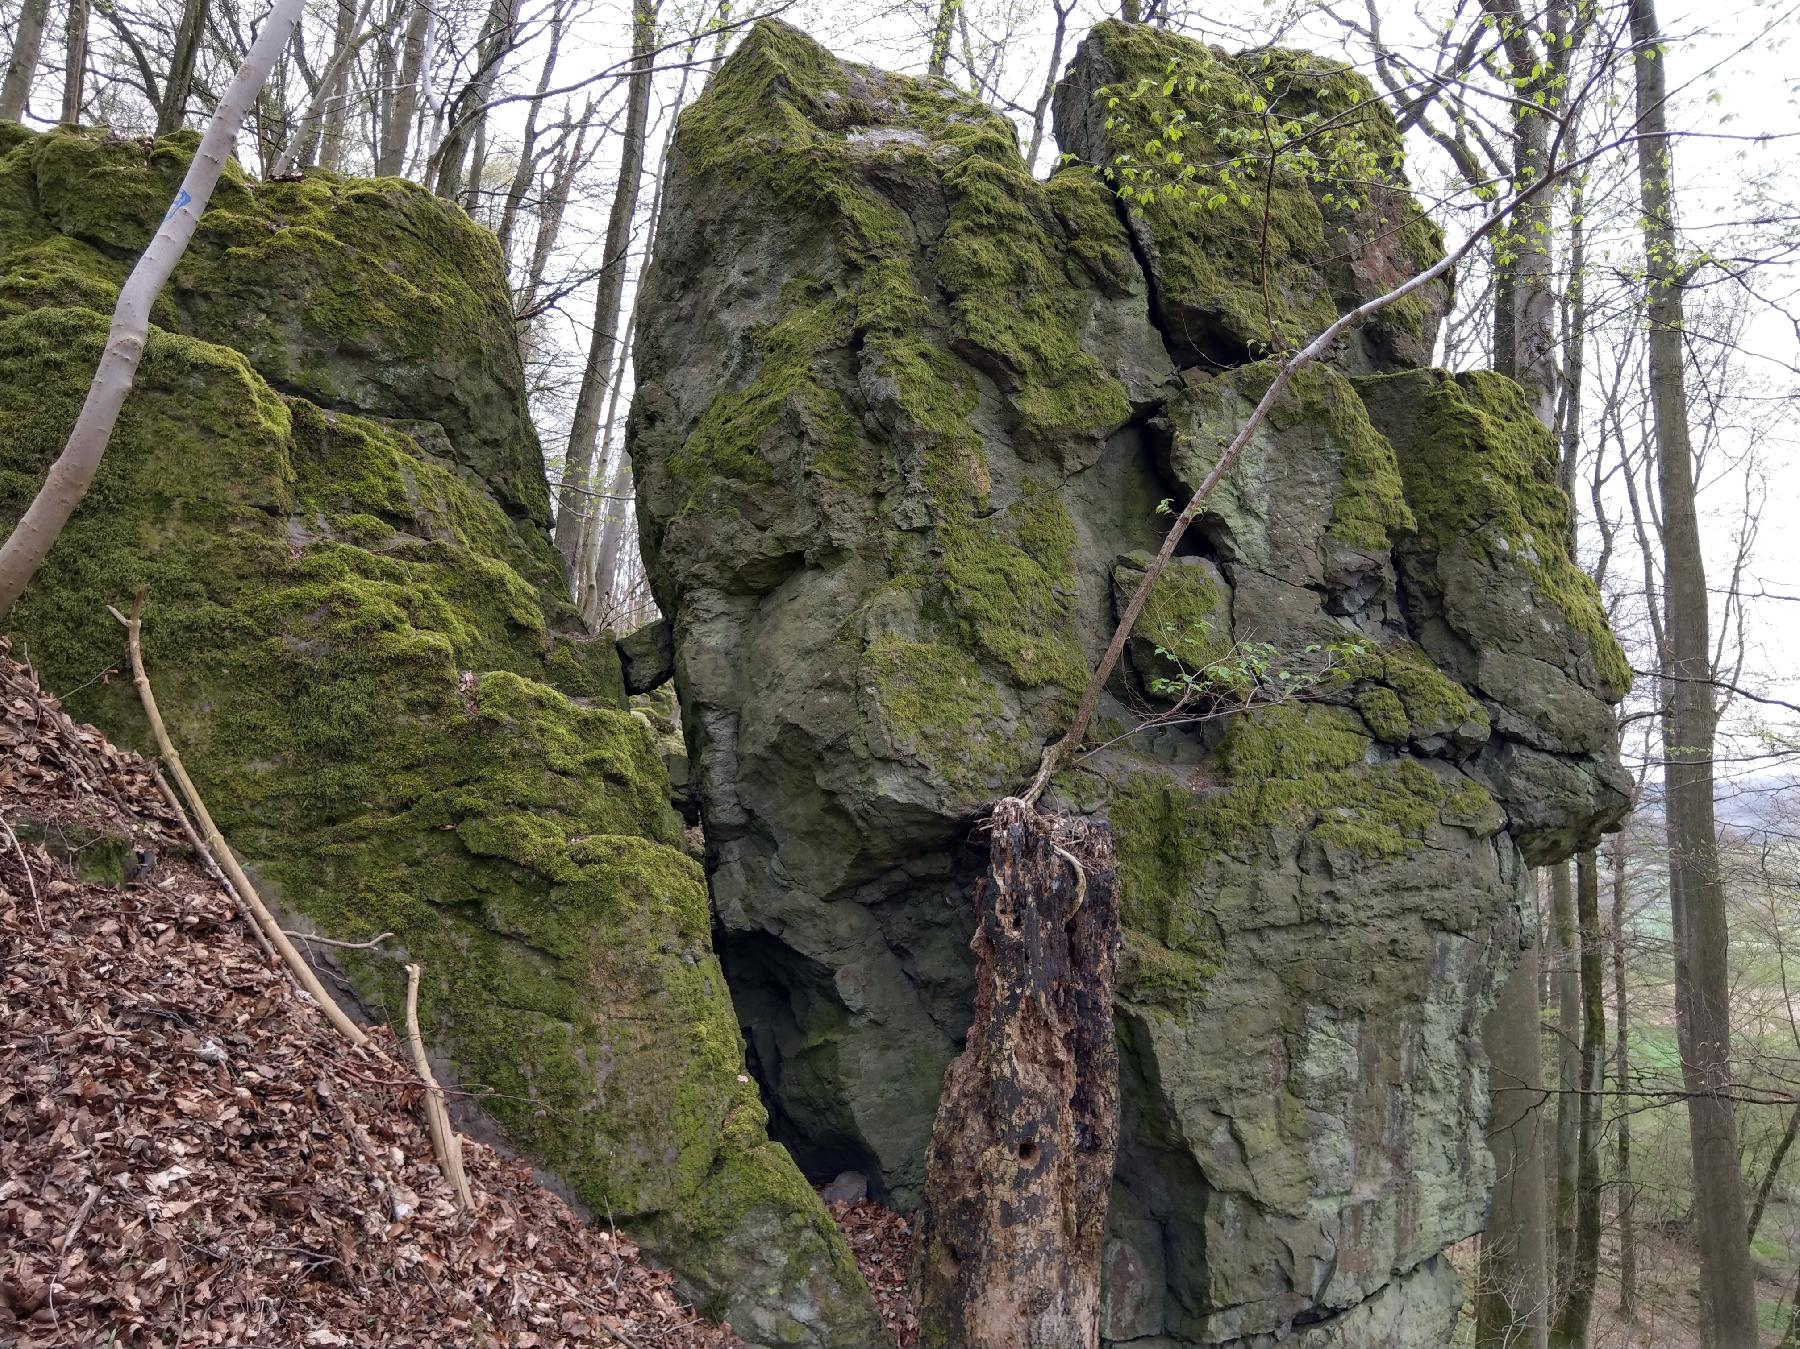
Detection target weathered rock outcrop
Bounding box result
[631,19,1630,1347]
[0,125,882,1346]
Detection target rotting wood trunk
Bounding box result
[915,798,1119,1349]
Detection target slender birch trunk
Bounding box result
[1631,3,1759,1343]
[0,0,52,121]
[0,0,306,620]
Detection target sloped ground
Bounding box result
[0,639,738,1348]
[822,1196,916,1348]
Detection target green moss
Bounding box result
[671,20,1094,734]
[1068,22,1444,360]
[1218,360,1414,550]
[669,287,854,494]
[1109,706,1498,952]
[1354,687,1408,743]
[1121,554,1232,682]
[1357,368,1632,695]
[0,242,859,1321]
[863,638,1014,791]
[1329,639,1490,744]
[0,125,546,523]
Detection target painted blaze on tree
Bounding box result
[632,17,1627,1347]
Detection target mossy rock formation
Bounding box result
[631,19,1630,1347]
[0,125,882,1347]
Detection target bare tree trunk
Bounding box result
[1631,4,1759,1343]
[555,0,655,576]
[431,0,515,199]
[60,0,87,124]
[1,0,52,121]
[577,310,637,627]
[494,0,566,263]
[375,0,430,175]
[1550,850,1604,1348]
[915,799,1118,1349]
[515,105,592,324]
[1748,1107,1800,1247]
[1550,860,1579,1298]
[0,0,306,619]
[1612,831,1636,1317]
[316,0,359,169]
[926,0,956,77]
[1477,933,1553,1349]
[1023,0,1072,169]
[274,0,376,175]
[155,0,209,134]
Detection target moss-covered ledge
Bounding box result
[0,125,880,1346]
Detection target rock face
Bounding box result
[0,125,881,1347]
[631,19,1630,1347]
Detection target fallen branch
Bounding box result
[285,928,395,951]
[48,1183,101,1324]
[0,809,45,932]
[405,962,473,1212]
[148,763,277,963]
[110,593,368,1048]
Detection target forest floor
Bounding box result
[0,638,740,1347]
[1452,1225,1800,1346]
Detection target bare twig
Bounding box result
[109,592,367,1047]
[148,763,277,962]
[404,962,473,1213]
[284,929,395,951]
[48,1183,101,1324]
[0,809,44,932]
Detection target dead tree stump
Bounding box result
[915,797,1120,1349]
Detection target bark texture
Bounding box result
[0,0,51,121]
[1550,850,1604,1347]
[1632,3,1760,1343]
[1476,942,1552,1349]
[916,799,1119,1349]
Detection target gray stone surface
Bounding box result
[630,18,1629,1346]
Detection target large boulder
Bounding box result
[0,125,882,1348]
[631,19,1629,1347]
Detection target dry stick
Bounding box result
[109,596,368,1048]
[284,929,395,951]
[148,763,278,963]
[0,0,306,621]
[1021,146,1601,806]
[0,809,45,932]
[48,1183,101,1325]
[404,962,473,1212]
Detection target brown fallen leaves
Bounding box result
[825,1197,917,1349]
[0,639,738,1348]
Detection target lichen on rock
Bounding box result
[632,18,1628,1349]
[0,125,879,1347]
